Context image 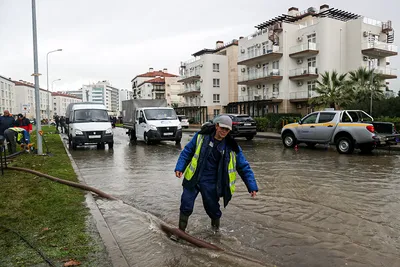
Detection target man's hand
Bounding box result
[250,191,257,198]
[175,171,183,178]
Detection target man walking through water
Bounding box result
[174,115,258,233]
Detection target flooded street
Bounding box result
[68,128,400,267]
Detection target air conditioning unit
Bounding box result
[256,64,262,68]
[241,68,246,72]
[199,64,203,67]
[241,48,246,53]
[363,31,369,37]
[297,81,304,86]
[363,56,369,61]
[297,36,303,42]
[256,43,261,48]
[296,104,302,109]
[200,79,203,82]
[241,87,246,91]
[297,59,303,64]
[256,84,262,89]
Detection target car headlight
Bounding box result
[149,124,157,131]
[75,129,83,135]
[105,128,113,135]
[177,124,182,130]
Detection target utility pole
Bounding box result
[31,0,42,155]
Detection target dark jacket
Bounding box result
[175,124,258,207]
[0,115,16,135]
[16,118,32,132]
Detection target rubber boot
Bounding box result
[178,213,189,232]
[211,218,220,232]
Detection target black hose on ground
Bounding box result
[5,150,25,159]
[0,222,56,267]
[7,166,118,200]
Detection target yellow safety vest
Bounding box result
[9,127,26,143]
[183,134,237,195]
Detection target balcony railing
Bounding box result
[289,67,318,77]
[290,90,319,99]
[362,41,397,53]
[289,42,318,55]
[239,69,282,83]
[238,92,280,102]
[238,45,281,62]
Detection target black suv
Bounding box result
[213,114,257,140]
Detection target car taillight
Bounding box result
[366,125,375,133]
[232,122,239,125]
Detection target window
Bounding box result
[213,63,220,72]
[272,83,279,96]
[308,81,316,97]
[213,94,220,103]
[302,113,318,124]
[318,112,336,123]
[213,109,220,117]
[213,79,220,88]
[307,57,316,67]
[307,33,316,43]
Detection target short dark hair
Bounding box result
[17,114,23,118]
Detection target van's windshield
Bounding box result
[144,109,177,120]
[74,109,109,122]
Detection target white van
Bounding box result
[66,103,114,150]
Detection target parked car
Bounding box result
[213,114,257,140]
[177,115,190,128]
[281,109,400,154]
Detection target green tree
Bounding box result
[308,71,348,109]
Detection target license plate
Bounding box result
[163,132,173,136]
[89,135,101,139]
[244,123,252,126]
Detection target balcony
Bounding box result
[362,41,398,57]
[238,92,282,102]
[178,86,201,96]
[238,69,283,85]
[289,42,319,58]
[238,46,283,65]
[289,90,319,102]
[177,74,201,83]
[374,67,397,79]
[289,67,319,80]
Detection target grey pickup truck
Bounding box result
[281,110,400,154]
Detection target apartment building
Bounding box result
[177,40,239,124]
[13,80,52,119]
[131,68,183,106]
[0,75,16,114]
[230,4,397,116]
[52,92,82,117]
[73,81,120,115]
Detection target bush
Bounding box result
[275,116,302,131]
[254,117,269,132]
[255,113,302,132]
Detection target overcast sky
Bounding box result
[0,0,399,92]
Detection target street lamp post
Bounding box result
[46,49,62,123]
[52,78,61,91]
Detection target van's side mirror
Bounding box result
[66,118,70,124]
[138,117,145,124]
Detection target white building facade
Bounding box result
[119,89,132,112]
[0,75,16,114]
[131,68,184,107]
[177,40,239,123]
[13,81,52,119]
[234,5,397,116]
[52,92,82,117]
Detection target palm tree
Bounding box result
[308,70,348,109]
[347,67,385,104]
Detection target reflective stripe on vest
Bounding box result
[228,151,237,194]
[184,134,205,181]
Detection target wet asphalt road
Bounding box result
[67,128,400,267]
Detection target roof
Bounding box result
[255,7,361,30]
[137,77,166,87]
[0,75,13,82]
[192,40,239,57]
[13,80,49,92]
[51,92,82,99]
[132,71,178,81]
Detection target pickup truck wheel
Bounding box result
[359,143,374,153]
[246,135,254,140]
[282,132,296,148]
[144,133,151,145]
[336,137,354,154]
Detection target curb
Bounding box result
[61,134,130,267]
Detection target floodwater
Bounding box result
[68,128,400,267]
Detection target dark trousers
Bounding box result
[180,181,222,220]
[4,129,16,154]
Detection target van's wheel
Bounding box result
[175,138,181,144]
[144,133,151,145]
[129,130,136,141]
[108,142,114,149]
[282,132,296,148]
[72,141,77,150]
[336,136,354,154]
